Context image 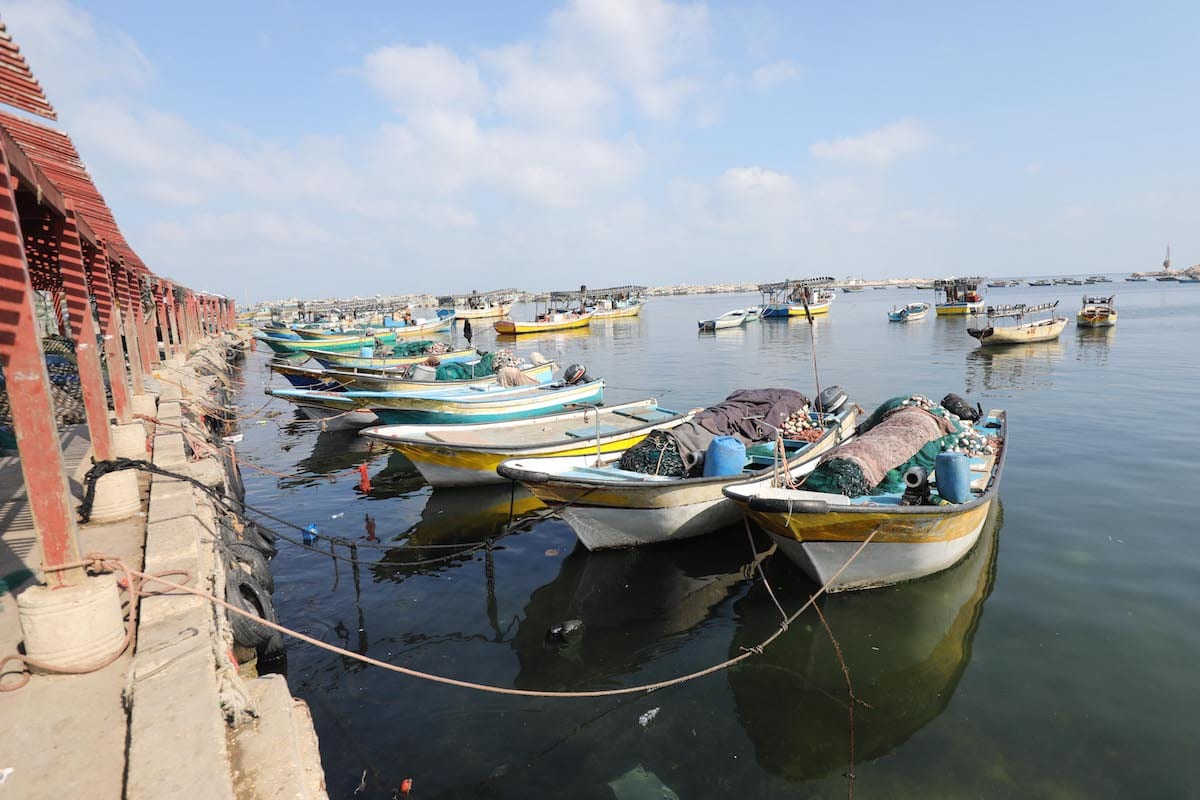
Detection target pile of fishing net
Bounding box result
[617,430,687,477]
[433,352,496,380]
[804,394,994,497]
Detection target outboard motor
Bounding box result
[814,385,848,415]
[900,465,931,506]
[563,364,589,385]
[941,392,982,421]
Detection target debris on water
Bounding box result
[354,770,366,795]
[547,619,584,641]
[303,524,320,545]
[608,765,679,800]
[264,410,282,419]
[331,512,345,519]
[255,420,267,425]
[400,777,413,795]
[544,548,559,557]
[221,433,244,443]
[638,707,660,728]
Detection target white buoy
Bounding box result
[16,573,126,674]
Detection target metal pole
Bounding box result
[115,265,145,394]
[0,146,83,585]
[55,201,113,460]
[91,245,133,424]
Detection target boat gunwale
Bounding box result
[729,411,1008,517]
[498,406,857,491]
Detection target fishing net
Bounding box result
[435,352,496,380]
[617,430,687,478]
[388,340,436,357]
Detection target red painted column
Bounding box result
[0,147,83,585]
[169,286,187,355]
[154,284,170,362]
[128,272,153,374]
[90,246,132,424]
[115,265,145,394]
[56,202,113,461]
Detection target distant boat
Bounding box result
[1076,295,1117,328]
[968,301,1068,346]
[699,309,750,331]
[1178,275,1200,284]
[1085,275,1112,283]
[1028,279,1053,287]
[744,306,763,322]
[1156,276,1179,282]
[759,278,837,318]
[888,302,931,322]
[1125,276,1148,282]
[933,277,986,316]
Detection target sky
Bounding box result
[4,0,1199,301]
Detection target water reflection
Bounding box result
[511,529,751,690]
[728,502,1002,782]
[1075,327,1115,367]
[964,341,1065,395]
[369,485,545,581]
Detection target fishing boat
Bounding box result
[586,285,648,319]
[1124,276,1148,282]
[437,289,515,320]
[967,301,1068,345]
[1156,275,1179,282]
[292,327,397,342]
[347,377,605,425]
[1085,275,1112,284]
[887,302,931,322]
[270,359,556,392]
[497,388,860,551]
[265,387,379,428]
[698,309,750,331]
[1076,295,1117,328]
[260,332,382,355]
[494,290,593,335]
[744,306,763,322]
[1028,279,1053,287]
[1154,245,1178,281]
[302,343,476,369]
[933,277,985,315]
[379,309,455,337]
[759,277,837,318]
[723,400,1007,592]
[362,399,692,487]
[1178,274,1200,284]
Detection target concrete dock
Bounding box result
[0,334,328,799]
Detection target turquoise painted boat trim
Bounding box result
[371,388,605,425]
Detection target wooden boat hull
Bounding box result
[501,408,859,550]
[760,300,834,318]
[335,361,554,391]
[493,313,594,335]
[303,346,476,368]
[357,380,605,425]
[969,317,1067,345]
[591,302,644,319]
[363,400,689,487]
[381,316,454,336]
[1076,310,1117,328]
[725,410,1007,591]
[446,302,512,320]
[935,301,985,316]
[888,303,930,322]
[265,388,379,428]
[293,328,397,342]
[262,334,379,354]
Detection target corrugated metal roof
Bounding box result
[0,110,148,273]
[0,20,57,120]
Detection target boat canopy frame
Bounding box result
[757,276,835,304]
[579,285,647,302]
[1081,295,1115,307]
[983,300,1059,320]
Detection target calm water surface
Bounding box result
[235,282,1200,798]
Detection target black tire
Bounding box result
[226,573,278,650]
[228,542,275,593]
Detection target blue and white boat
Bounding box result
[346,379,606,425]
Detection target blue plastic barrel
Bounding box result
[935,451,972,503]
[359,345,375,358]
[703,436,747,477]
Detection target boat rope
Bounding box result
[1,526,879,698]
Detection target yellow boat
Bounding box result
[494,311,593,335]
[724,408,1006,592]
[361,399,691,487]
[586,285,648,319]
[591,301,644,319]
[1076,294,1117,328]
[758,277,837,318]
[934,277,986,315]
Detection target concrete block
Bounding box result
[231,676,329,800]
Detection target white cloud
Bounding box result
[362,43,488,114]
[811,118,930,165]
[487,45,615,130]
[751,59,801,91]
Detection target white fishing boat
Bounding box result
[1076,295,1117,328]
[968,301,1067,345]
[361,400,693,487]
[498,388,859,550]
[887,302,931,322]
[698,309,750,331]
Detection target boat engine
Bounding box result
[900,465,932,506]
[941,392,982,421]
[814,385,848,415]
[563,364,589,385]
